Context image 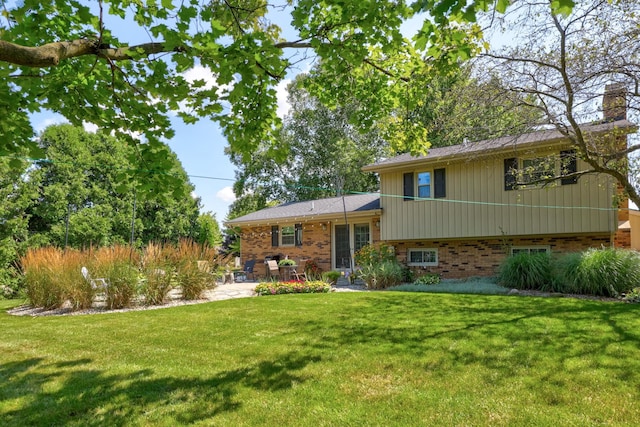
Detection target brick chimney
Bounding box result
[603,83,627,121]
[602,84,630,233]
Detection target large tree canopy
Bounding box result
[478,0,640,207]
[0,0,576,187]
[25,124,201,247]
[229,73,390,204]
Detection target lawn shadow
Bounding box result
[294,293,640,386]
[0,352,321,426]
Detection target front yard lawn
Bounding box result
[1,292,639,426]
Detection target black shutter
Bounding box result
[271,226,279,247]
[403,172,414,201]
[434,168,446,198]
[504,157,518,191]
[560,150,578,185]
[295,223,303,247]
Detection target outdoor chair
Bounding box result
[81,266,108,293]
[291,260,307,281]
[242,259,256,281]
[267,260,280,280]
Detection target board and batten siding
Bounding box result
[379,156,617,241]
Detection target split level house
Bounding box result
[227,85,638,279]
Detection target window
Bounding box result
[281,226,295,246]
[272,224,302,247]
[404,169,446,200]
[510,246,550,256]
[505,152,578,191]
[407,248,438,266]
[560,150,578,185]
[354,224,370,253]
[521,157,554,185]
[418,172,431,198]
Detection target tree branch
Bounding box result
[0,39,184,67]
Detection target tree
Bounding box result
[479,0,640,207]
[406,66,543,147]
[25,124,201,247]
[0,0,577,185]
[0,154,35,294]
[196,212,223,248]
[230,74,390,203]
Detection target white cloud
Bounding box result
[275,78,292,118]
[183,65,217,90]
[83,122,99,133]
[216,186,237,203]
[35,117,67,133]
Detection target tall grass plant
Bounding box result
[93,245,139,309]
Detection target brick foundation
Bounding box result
[388,234,613,279]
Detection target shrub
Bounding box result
[414,273,441,285]
[58,249,93,310]
[359,260,404,289]
[255,280,331,296]
[354,243,396,266]
[560,248,640,297]
[622,287,640,303]
[498,252,552,291]
[140,242,175,305]
[174,240,218,300]
[21,247,68,309]
[304,259,322,280]
[321,270,342,285]
[402,266,415,283]
[93,245,139,309]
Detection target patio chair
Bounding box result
[242,259,256,281]
[81,266,108,293]
[291,260,307,281]
[267,260,280,280]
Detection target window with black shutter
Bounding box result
[295,223,303,246]
[403,172,414,201]
[271,225,279,247]
[560,150,578,185]
[504,157,518,191]
[434,168,446,198]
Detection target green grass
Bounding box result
[1,293,639,426]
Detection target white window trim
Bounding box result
[416,171,433,199]
[280,225,295,247]
[510,246,551,256]
[407,248,438,267]
[332,222,373,270]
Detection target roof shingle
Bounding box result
[226,193,380,225]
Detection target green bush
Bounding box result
[359,260,404,289]
[414,273,441,285]
[498,252,552,291]
[278,258,296,267]
[559,248,640,297]
[304,259,322,280]
[174,240,218,300]
[355,243,396,266]
[322,270,342,285]
[255,280,331,296]
[140,242,174,305]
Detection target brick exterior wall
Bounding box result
[389,234,613,279]
[239,217,381,278]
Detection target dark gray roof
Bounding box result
[226,193,381,225]
[364,119,636,171]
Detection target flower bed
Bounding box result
[254,280,331,296]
